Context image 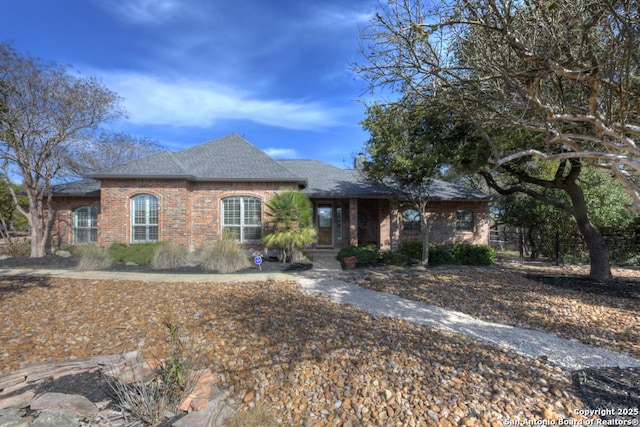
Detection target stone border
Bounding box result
[0,351,234,427]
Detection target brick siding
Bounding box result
[52,185,489,252]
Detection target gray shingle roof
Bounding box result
[174,134,302,181]
[56,134,490,201]
[279,160,491,200]
[89,150,189,178]
[51,179,101,196]
[89,134,304,183]
[278,160,396,197]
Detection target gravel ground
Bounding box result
[0,260,638,425]
[339,262,640,360]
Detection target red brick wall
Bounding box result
[97,179,296,250]
[398,200,490,246]
[52,184,489,252]
[51,196,101,248]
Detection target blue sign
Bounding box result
[254,256,263,265]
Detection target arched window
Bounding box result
[221,196,261,242]
[131,194,158,242]
[456,210,474,232]
[402,209,421,232]
[73,206,98,244]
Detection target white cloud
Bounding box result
[100,71,344,131]
[101,0,184,24]
[263,148,299,158]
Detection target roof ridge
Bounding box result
[164,151,189,175]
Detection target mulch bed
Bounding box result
[0,254,312,274]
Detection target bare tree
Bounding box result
[0,43,122,257]
[63,130,163,176]
[356,0,639,280]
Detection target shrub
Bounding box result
[336,245,379,266]
[399,240,423,260]
[428,243,454,265]
[152,242,189,270]
[380,250,409,266]
[199,231,251,273]
[428,243,495,266]
[451,243,496,265]
[77,245,113,271]
[108,243,161,265]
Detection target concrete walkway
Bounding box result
[296,275,640,371]
[2,260,639,371]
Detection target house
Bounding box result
[51,134,491,252]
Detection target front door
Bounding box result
[317,204,333,247]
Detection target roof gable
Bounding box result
[174,134,302,181]
[89,150,189,178]
[90,134,304,183]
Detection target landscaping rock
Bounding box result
[30,393,98,419]
[0,353,234,427]
[0,408,28,427]
[54,250,71,258]
[30,410,78,427]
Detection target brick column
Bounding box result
[349,198,358,246]
[389,198,400,251]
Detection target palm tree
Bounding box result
[262,190,317,263]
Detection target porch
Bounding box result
[310,198,394,250]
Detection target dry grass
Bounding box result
[151,242,189,270]
[198,240,251,273]
[77,245,113,271]
[104,322,203,426]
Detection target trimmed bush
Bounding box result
[152,242,189,270]
[336,245,379,266]
[108,243,161,265]
[429,243,495,265]
[386,241,496,266]
[380,250,409,266]
[428,243,455,265]
[450,243,495,265]
[399,240,423,260]
[77,245,113,271]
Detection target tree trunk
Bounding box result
[30,224,47,258]
[565,180,612,281]
[21,186,50,258]
[421,216,429,266]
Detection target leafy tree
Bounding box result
[355,0,640,280]
[262,190,317,263]
[0,42,122,257]
[0,181,27,236]
[361,102,467,265]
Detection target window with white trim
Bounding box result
[131,194,158,242]
[456,209,474,232]
[73,206,98,244]
[222,196,262,242]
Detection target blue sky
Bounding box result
[1,0,379,168]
